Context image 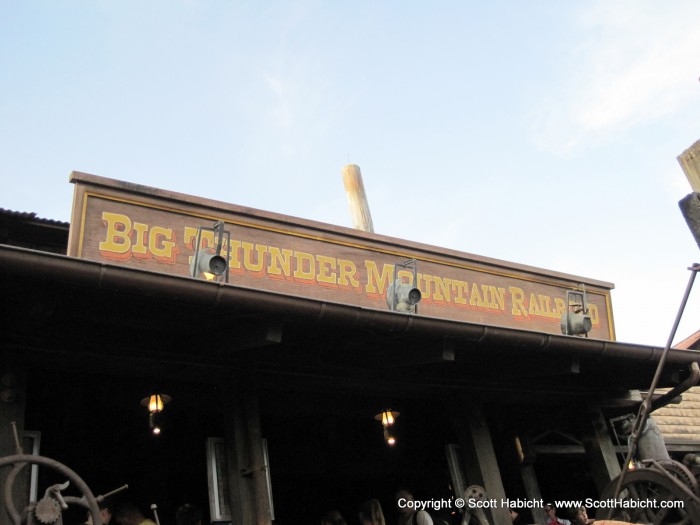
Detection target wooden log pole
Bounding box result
[678,139,700,192]
[452,402,512,525]
[582,405,622,494]
[341,164,375,233]
[222,358,273,525]
[223,380,252,525]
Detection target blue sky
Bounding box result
[2,1,699,346]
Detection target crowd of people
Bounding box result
[544,503,594,525]
[83,492,596,525]
[80,500,203,525]
[321,489,435,525]
[321,494,597,525]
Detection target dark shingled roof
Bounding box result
[0,208,70,227]
[0,208,69,254]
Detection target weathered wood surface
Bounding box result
[341,164,374,233]
[67,171,617,338]
[678,139,700,192]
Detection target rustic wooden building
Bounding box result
[654,331,700,450]
[1,173,699,525]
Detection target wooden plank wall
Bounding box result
[654,330,700,446]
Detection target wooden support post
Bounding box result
[514,435,546,525]
[582,405,621,494]
[453,402,511,525]
[222,361,273,525]
[520,464,546,524]
[341,164,375,233]
[244,387,273,525]
[223,384,250,525]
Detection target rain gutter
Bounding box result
[2,244,698,365]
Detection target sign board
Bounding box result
[68,172,615,339]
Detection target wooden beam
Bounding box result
[378,345,455,367]
[223,378,251,525]
[452,401,511,525]
[582,405,622,494]
[520,464,546,525]
[213,322,282,353]
[341,164,374,233]
[222,358,273,525]
[534,444,630,455]
[244,383,274,525]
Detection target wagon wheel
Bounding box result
[657,460,700,497]
[600,468,700,525]
[0,454,101,525]
[461,486,489,525]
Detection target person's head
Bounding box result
[176,504,202,525]
[395,489,415,517]
[321,510,347,525]
[544,503,555,517]
[86,501,113,525]
[564,506,588,525]
[114,502,144,525]
[359,499,385,525]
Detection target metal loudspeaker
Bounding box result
[386,258,422,314]
[560,287,591,336]
[190,221,231,282]
[560,310,592,336]
[190,250,227,279]
[386,280,422,312]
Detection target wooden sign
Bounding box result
[68,172,615,339]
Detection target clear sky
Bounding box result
[2,1,699,347]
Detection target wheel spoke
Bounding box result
[599,467,700,525]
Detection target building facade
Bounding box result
[1,173,699,525]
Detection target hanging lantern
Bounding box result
[141,393,172,413]
[140,393,172,435]
[375,409,399,427]
[374,409,400,446]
